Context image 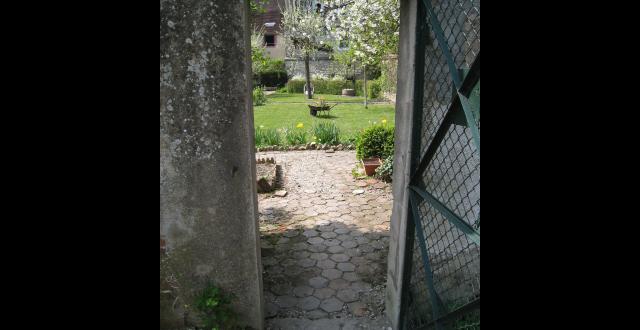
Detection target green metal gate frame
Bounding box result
[400,0,480,329]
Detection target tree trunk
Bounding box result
[363,63,368,109]
[304,54,312,100]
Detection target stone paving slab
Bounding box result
[258,151,392,322]
[266,317,392,330]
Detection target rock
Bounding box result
[353,189,365,195]
[336,144,344,151]
[347,301,368,317]
[257,147,262,152]
[374,182,387,189]
[326,149,335,153]
[298,146,307,150]
[275,190,287,197]
[309,142,317,149]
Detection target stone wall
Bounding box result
[381,54,398,102]
[285,55,363,78]
[160,0,263,329]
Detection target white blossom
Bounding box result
[323,0,400,65]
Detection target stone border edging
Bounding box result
[256,143,355,152]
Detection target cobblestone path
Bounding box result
[256,150,393,328]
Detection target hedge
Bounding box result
[287,79,351,94]
[286,78,382,98]
[255,70,288,88]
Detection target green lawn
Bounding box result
[254,93,395,140]
[267,92,365,103]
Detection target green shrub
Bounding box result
[322,80,349,95]
[356,124,394,160]
[340,133,359,145]
[255,126,280,146]
[284,123,308,145]
[383,126,395,159]
[286,79,305,93]
[256,70,288,87]
[313,122,340,145]
[355,80,364,96]
[195,283,237,330]
[277,86,288,93]
[283,77,380,97]
[375,155,394,182]
[350,79,381,98]
[263,59,285,72]
[252,87,267,106]
[286,79,352,95]
[367,79,382,99]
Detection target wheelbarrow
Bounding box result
[308,103,338,117]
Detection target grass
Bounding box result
[254,93,395,140]
[266,92,366,103]
[254,127,281,146]
[313,122,341,145]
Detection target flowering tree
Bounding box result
[324,0,399,65]
[281,0,333,99]
[324,0,400,106]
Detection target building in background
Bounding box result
[252,0,286,59]
[252,1,355,78]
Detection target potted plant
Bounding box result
[356,123,394,177]
[362,157,382,176]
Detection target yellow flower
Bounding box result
[381,119,387,125]
[296,122,304,128]
[259,125,265,128]
[313,136,317,140]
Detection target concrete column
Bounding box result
[385,0,418,328]
[160,1,263,329]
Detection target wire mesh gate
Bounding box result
[400,0,480,329]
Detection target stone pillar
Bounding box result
[160,1,263,329]
[385,0,418,329]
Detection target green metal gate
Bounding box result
[400,0,480,329]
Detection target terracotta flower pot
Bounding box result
[362,157,382,176]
